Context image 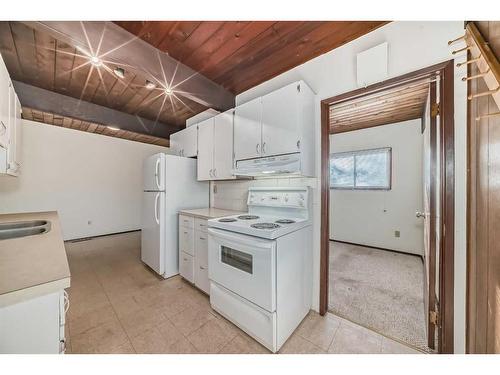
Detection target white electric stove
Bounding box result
[207,187,312,353]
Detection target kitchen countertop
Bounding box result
[178,208,244,220]
[0,211,71,307]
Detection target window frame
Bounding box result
[329,147,392,190]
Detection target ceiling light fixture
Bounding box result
[90,55,102,67]
[113,67,125,79]
[145,80,156,90]
[106,126,120,131]
[164,87,173,95]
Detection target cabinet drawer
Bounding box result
[179,226,194,256]
[179,252,194,283]
[179,214,194,229]
[195,218,208,232]
[195,231,209,267]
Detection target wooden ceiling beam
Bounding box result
[21,21,235,111]
[14,80,179,139]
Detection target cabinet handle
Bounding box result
[184,231,188,234]
[262,142,266,154]
[184,258,188,261]
[297,140,301,149]
[0,121,6,135]
[199,237,206,240]
[209,169,213,178]
[213,168,217,177]
[200,266,206,270]
[256,143,260,154]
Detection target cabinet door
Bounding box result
[213,110,234,179]
[179,225,194,256]
[14,95,21,169]
[182,125,198,157]
[7,84,18,175]
[0,58,9,149]
[196,118,214,181]
[234,97,262,161]
[169,130,183,156]
[261,82,300,156]
[195,231,210,294]
[179,251,194,283]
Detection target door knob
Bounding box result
[416,211,426,218]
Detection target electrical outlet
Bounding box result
[394,230,400,238]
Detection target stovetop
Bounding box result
[207,213,310,240]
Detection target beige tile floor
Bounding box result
[64,231,422,354]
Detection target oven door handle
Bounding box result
[207,227,275,250]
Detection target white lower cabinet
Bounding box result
[195,229,209,294]
[0,290,68,354]
[179,251,195,283]
[178,215,210,294]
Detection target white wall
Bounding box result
[0,120,167,240]
[330,119,424,255]
[233,21,467,352]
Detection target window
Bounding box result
[330,147,391,190]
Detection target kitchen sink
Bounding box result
[0,220,51,240]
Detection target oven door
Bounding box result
[208,228,276,312]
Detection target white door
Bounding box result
[197,118,214,181]
[261,82,300,156]
[141,191,164,275]
[234,97,262,161]
[143,153,165,191]
[213,110,234,179]
[208,228,276,312]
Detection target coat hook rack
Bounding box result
[476,112,500,121]
[452,22,500,112]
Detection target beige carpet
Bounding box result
[328,241,428,351]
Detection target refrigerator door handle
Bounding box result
[155,157,161,190]
[154,193,160,224]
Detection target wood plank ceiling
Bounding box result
[22,107,170,146]
[114,21,388,94]
[0,22,206,134]
[329,79,430,133]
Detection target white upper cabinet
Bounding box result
[261,82,300,156]
[232,81,315,177]
[197,110,235,181]
[213,110,234,180]
[170,124,198,157]
[196,117,214,181]
[7,86,22,176]
[233,97,262,161]
[0,56,9,150]
[0,53,22,177]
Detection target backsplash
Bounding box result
[210,177,318,212]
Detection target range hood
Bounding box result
[233,153,302,177]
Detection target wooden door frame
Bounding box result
[319,60,455,354]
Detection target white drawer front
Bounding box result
[179,252,194,283]
[179,214,194,229]
[179,226,194,256]
[195,218,208,232]
[210,282,276,352]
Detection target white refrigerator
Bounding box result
[142,153,208,278]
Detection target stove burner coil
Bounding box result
[218,218,237,222]
[275,219,296,224]
[250,223,281,230]
[237,215,260,220]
